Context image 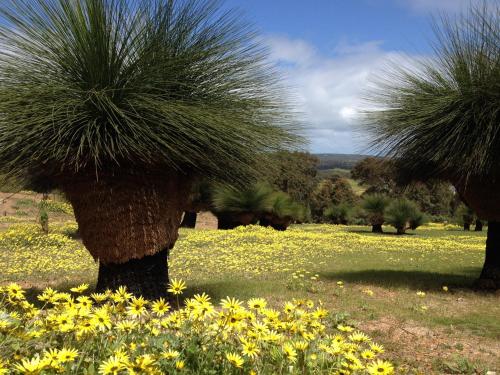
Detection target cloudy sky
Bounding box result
[224,0,484,154]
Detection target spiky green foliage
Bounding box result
[456,203,476,228]
[212,183,273,214]
[323,203,353,225]
[365,4,500,181]
[266,191,304,221]
[362,194,390,223]
[409,211,426,231]
[385,199,426,234]
[0,0,299,188]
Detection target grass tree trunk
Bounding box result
[464,223,471,231]
[475,219,483,232]
[477,221,500,289]
[457,181,500,289]
[63,174,188,299]
[180,211,197,228]
[372,224,383,233]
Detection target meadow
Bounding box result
[0,204,498,374]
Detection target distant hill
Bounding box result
[314,153,369,170]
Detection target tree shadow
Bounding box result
[320,268,484,291]
[183,279,276,302]
[16,280,96,306]
[346,229,416,236]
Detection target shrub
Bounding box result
[323,203,353,225]
[39,199,74,215]
[385,199,426,234]
[39,208,49,234]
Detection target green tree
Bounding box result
[351,157,396,194]
[310,176,357,221]
[0,0,299,298]
[399,181,455,218]
[361,194,390,233]
[262,151,318,204]
[365,5,500,287]
[323,203,353,225]
[352,158,455,218]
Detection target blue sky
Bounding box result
[222,0,482,154]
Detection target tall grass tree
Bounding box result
[365,4,500,288]
[361,194,390,233]
[0,0,299,298]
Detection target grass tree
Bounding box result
[456,203,476,231]
[365,4,500,288]
[260,191,304,231]
[0,0,298,298]
[361,194,390,233]
[212,184,274,229]
[385,199,426,235]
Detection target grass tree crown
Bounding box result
[0,0,300,189]
[364,4,500,183]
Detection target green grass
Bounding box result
[0,220,498,373]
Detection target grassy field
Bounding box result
[0,212,498,373]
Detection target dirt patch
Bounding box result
[360,316,500,373]
[0,191,40,216]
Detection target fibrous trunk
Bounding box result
[453,179,500,289]
[96,248,170,299]
[372,224,383,233]
[62,173,188,299]
[464,223,471,231]
[270,215,292,231]
[477,221,500,289]
[217,212,256,230]
[259,215,272,227]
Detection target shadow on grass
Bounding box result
[183,280,274,301]
[320,269,483,290]
[18,280,96,306]
[346,229,416,236]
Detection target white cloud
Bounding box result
[266,36,414,154]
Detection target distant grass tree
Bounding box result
[0,0,299,298]
[361,194,390,233]
[212,184,275,229]
[385,199,426,235]
[365,4,500,287]
[456,204,476,231]
[260,191,304,231]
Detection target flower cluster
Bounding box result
[0,223,485,286]
[0,282,394,374]
[287,270,321,293]
[0,224,94,283]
